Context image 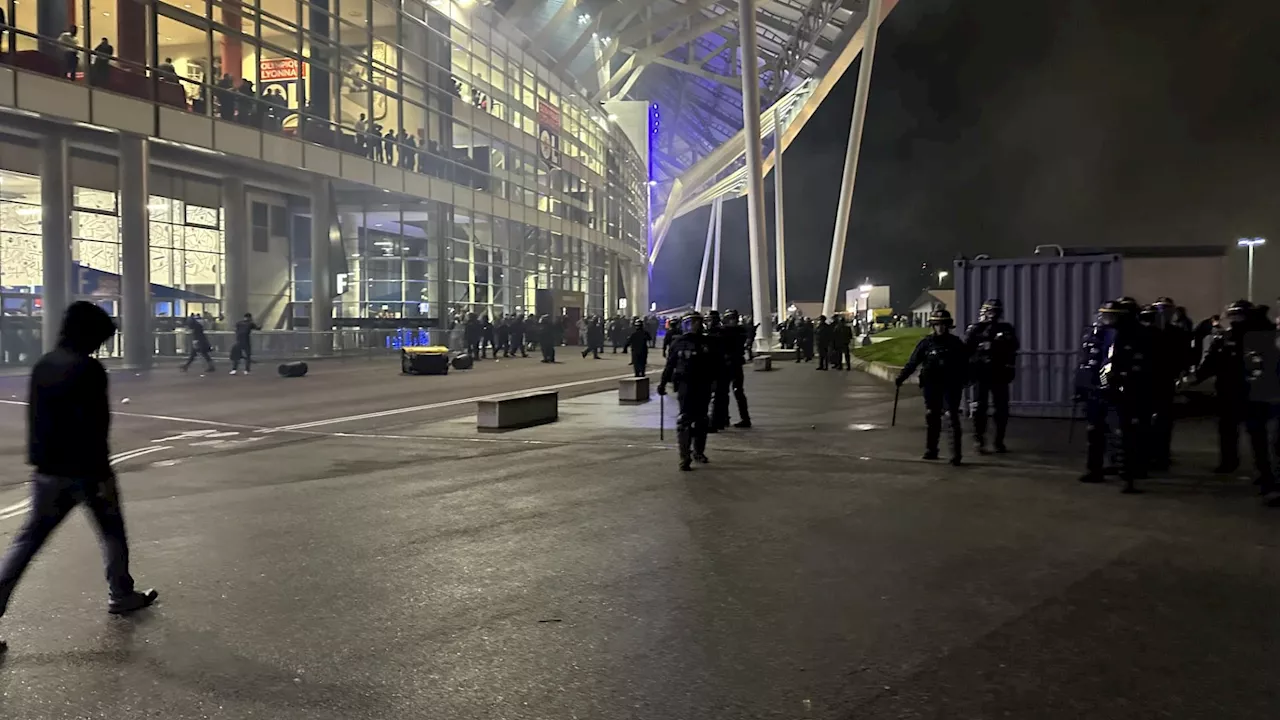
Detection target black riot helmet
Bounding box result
[682,311,705,334]
[633,317,644,327]
[980,298,1004,322]
[723,309,740,326]
[1116,297,1140,316]
[1139,303,1164,329]
[928,308,954,333]
[1226,299,1253,325]
[1097,299,1126,327]
[707,309,722,330]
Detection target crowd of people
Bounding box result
[775,315,857,369]
[893,295,1280,507]
[448,312,668,367]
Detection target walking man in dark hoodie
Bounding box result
[230,312,261,375]
[0,302,158,656]
[181,312,215,373]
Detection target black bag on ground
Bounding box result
[278,361,308,377]
[451,353,474,370]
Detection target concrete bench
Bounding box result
[764,348,797,362]
[753,355,773,372]
[477,391,558,431]
[619,376,650,402]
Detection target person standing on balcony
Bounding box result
[215,73,236,120]
[89,37,112,86]
[57,25,79,80]
[383,129,396,166]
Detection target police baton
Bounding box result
[891,384,900,427]
[659,392,665,441]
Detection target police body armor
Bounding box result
[968,321,1018,382]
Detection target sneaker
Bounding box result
[693,453,710,464]
[679,461,693,472]
[229,370,237,375]
[922,450,939,461]
[108,588,159,615]
[243,370,250,375]
[733,420,752,429]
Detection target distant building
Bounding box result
[908,290,955,327]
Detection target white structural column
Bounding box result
[711,197,723,310]
[773,108,788,322]
[119,135,151,368]
[605,252,618,314]
[822,0,883,317]
[309,176,333,354]
[222,176,248,324]
[40,133,71,352]
[694,198,716,311]
[737,0,774,346]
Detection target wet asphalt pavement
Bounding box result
[0,352,1276,719]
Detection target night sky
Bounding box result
[651,0,1280,313]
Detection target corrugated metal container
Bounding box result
[954,255,1124,418]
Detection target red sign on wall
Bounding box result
[537,99,561,130]
[260,58,306,82]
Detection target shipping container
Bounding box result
[954,255,1124,418]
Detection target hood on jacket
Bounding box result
[58,301,117,354]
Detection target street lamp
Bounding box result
[937,270,948,287]
[1238,237,1265,301]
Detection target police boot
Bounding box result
[993,420,1008,453]
[693,430,709,464]
[973,434,988,455]
[678,430,693,471]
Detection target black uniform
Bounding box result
[660,324,715,469]
[815,319,833,370]
[582,318,604,359]
[796,319,815,363]
[624,324,651,377]
[662,320,680,358]
[464,315,481,359]
[509,316,528,357]
[897,329,969,463]
[496,320,511,357]
[480,317,494,358]
[1196,308,1275,490]
[833,321,853,370]
[538,316,556,363]
[964,318,1019,452]
[1074,306,1152,491]
[1146,303,1192,470]
[712,318,751,429]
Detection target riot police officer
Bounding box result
[964,298,1019,454]
[896,309,969,465]
[815,315,833,370]
[624,317,651,378]
[714,309,752,429]
[1195,300,1276,496]
[658,312,715,471]
[1075,299,1152,493]
[1143,297,1191,471]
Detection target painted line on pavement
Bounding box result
[0,447,171,522]
[0,400,265,431]
[267,371,654,432]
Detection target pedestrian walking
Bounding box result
[180,313,215,372]
[229,312,260,375]
[0,302,158,656]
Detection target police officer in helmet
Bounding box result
[964,298,1019,454]
[896,308,969,465]
[1144,296,1191,471]
[659,312,716,471]
[1075,298,1152,493]
[715,309,752,428]
[1195,299,1278,502]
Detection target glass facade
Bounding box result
[4,0,647,249]
[0,0,648,352]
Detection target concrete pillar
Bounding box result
[40,134,71,353]
[119,134,151,368]
[222,176,248,323]
[737,0,774,348]
[116,0,147,67]
[37,0,70,57]
[309,176,333,353]
[605,252,618,315]
[773,108,788,325]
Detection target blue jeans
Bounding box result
[0,473,135,618]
